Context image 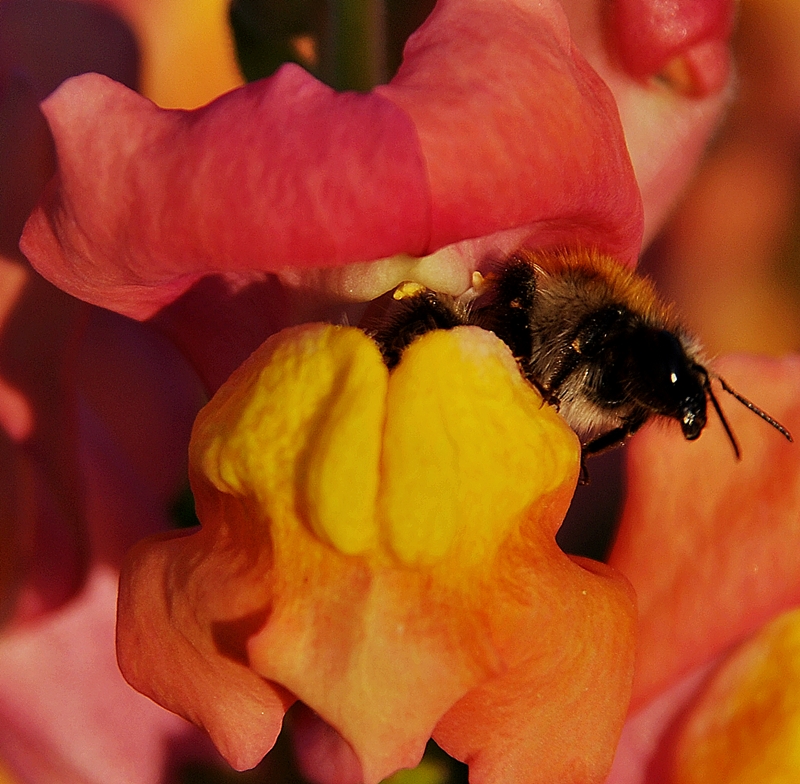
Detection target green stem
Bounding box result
[327,0,386,90]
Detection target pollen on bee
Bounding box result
[393,281,427,300]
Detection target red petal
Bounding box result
[608,354,800,709]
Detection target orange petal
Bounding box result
[118,324,636,783]
[433,553,637,784]
[117,526,295,770]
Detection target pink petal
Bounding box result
[0,68,53,259]
[1,0,140,257]
[0,564,217,783]
[559,0,736,243]
[0,0,139,99]
[606,661,717,784]
[21,66,428,318]
[290,706,364,784]
[0,264,90,622]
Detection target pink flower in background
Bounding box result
[0,1,216,780]
[605,1,800,777]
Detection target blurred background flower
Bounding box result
[0,1,217,781]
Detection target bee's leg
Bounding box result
[578,455,591,485]
[371,289,466,368]
[582,412,648,459]
[582,427,630,458]
[578,427,629,483]
[538,352,581,408]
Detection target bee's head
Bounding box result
[626,326,708,440]
[623,325,795,460]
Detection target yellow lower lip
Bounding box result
[191,322,579,567]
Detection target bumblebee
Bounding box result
[370,249,793,458]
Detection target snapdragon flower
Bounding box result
[9,0,789,782]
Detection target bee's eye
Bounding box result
[681,407,704,440]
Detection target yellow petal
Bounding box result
[299,331,387,555]
[378,327,576,567]
[193,324,578,568]
[672,607,800,783]
[191,324,387,555]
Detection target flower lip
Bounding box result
[277,249,474,305]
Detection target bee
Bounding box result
[370,249,793,459]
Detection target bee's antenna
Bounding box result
[705,379,742,460]
[693,365,742,458]
[717,376,794,444]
